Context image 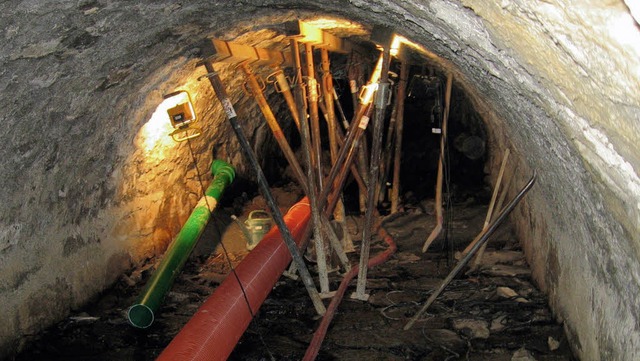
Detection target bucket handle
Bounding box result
[248,210,270,220]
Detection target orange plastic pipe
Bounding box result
[157,198,311,361]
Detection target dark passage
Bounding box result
[400,69,487,203]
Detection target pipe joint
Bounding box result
[211,159,235,181]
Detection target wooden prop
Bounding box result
[404,171,537,330]
[461,148,510,256]
[391,61,410,214]
[422,73,453,253]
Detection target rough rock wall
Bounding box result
[0,0,638,360]
[449,2,640,359]
[0,1,290,355]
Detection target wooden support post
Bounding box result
[327,85,370,196]
[200,60,325,316]
[391,61,410,214]
[320,53,384,218]
[321,48,355,253]
[305,43,324,191]
[379,87,398,205]
[239,62,307,190]
[267,67,301,130]
[469,162,513,272]
[348,53,370,214]
[285,54,383,278]
[404,171,537,330]
[321,49,338,181]
[462,148,510,256]
[422,73,453,253]
[266,59,349,280]
[354,27,394,301]
[332,113,369,194]
[318,100,366,192]
[290,39,330,295]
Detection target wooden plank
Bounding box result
[284,20,360,54]
[201,38,292,66]
[370,26,394,49]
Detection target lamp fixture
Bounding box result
[163,90,202,142]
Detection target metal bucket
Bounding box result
[245,210,272,250]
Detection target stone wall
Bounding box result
[0,0,637,359]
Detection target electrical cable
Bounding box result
[185,138,275,361]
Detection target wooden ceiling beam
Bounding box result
[284,20,364,54]
[200,38,293,66]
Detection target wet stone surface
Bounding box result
[15,197,576,361]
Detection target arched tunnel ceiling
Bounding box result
[0,1,639,360]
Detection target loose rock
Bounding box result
[511,347,537,361]
[452,319,490,339]
[491,314,508,332]
[548,336,561,351]
[496,286,529,303]
[483,264,532,277]
[422,328,467,353]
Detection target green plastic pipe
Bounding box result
[127,159,235,328]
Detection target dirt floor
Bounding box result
[14,187,576,361]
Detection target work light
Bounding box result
[163,90,201,142]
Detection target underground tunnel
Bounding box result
[1,1,639,360]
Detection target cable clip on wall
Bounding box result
[164,90,202,142]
